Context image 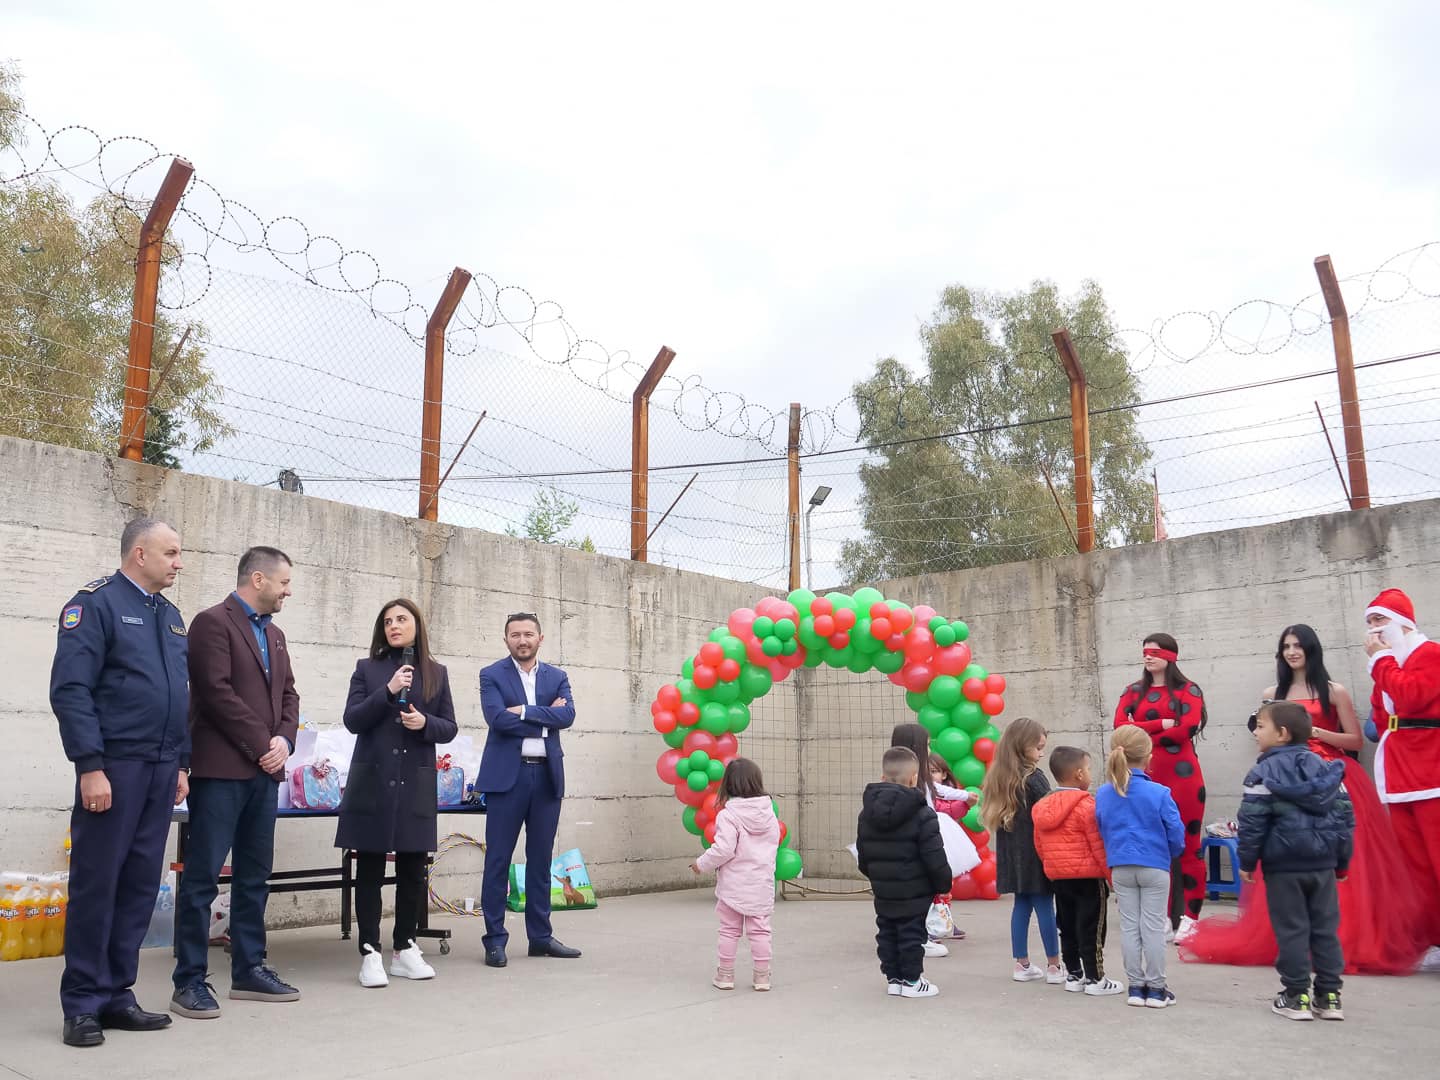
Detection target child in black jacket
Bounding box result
[1240,701,1355,1022]
[856,746,954,998]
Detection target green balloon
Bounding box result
[720,635,747,662]
[871,650,902,674]
[824,647,853,668]
[682,806,702,835]
[980,723,1001,742]
[700,702,729,734]
[688,749,710,769]
[852,587,884,610]
[803,650,825,668]
[846,652,872,674]
[675,757,692,778]
[687,770,710,792]
[662,726,687,749]
[739,664,773,698]
[787,588,817,613]
[928,616,948,632]
[890,600,911,613]
[753,616,775,638]
[707,759,726,781]
[934,624,957,647]
[951,620,969,642]
[959,663,988,683]
[773,618,796,641]
[677,678,702,705]
[904,690,928,713]
[681,657,694,679]
[853,620,883,653]
[927,675,962,710]
[824,592,856,613]
[711,680,740,705]
[797,616,822,648]
[775,847,803,881]
[708,626,729,643]
[935,727,972,762]
[965,785,982,803]
[962,805,984,832]
[955,756,987,788]
[917,704,950,737]
[782,638,799,656]
[762,636,783,657]
[727,702,750,730]
[951,700,987,734]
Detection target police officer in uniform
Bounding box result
[50,517,191,1047]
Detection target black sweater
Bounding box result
[856,782,954,917]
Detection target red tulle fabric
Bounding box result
[1181,700,1428,975]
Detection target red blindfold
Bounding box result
[1143,646,1178,662]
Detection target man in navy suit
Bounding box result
[477,612,580,966]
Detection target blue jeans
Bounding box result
[1010,891,1059,960]
[173,774,278,987]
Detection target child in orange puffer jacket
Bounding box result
[1033,746,1122,996]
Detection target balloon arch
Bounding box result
[650,587,1007,899]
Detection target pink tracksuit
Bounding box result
[695,796,781,969]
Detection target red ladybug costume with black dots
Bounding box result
[1114,671,1208,922]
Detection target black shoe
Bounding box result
[1272,989,1314,1021]
[1314,990,1345,1021]
[62,1014,104,1047]
[484,946,508,968]
[171,981,221,1019]
[229,965,301,1002]
[528,938,582,959]
[98,1004,172,1031]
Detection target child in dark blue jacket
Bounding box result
[1095,725,1185,1008]
[1240,701,1355,1022]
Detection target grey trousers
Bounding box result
[1264,869,1344,994]
[1113,865,1170,989]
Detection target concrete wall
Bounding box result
[5,434,1438,918]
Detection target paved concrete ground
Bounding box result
[1,889,1437,1080]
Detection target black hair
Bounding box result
[237,546,292,587]
[505,611,542,634]
[890,723,936,802]
[1049,746,1090,785]
[1140,632,1208,735]
[1275,624,1333,718]
[1260,700,1312,744]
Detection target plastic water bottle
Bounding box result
[141,884,175,950]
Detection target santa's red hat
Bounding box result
[1366,588,1417,630]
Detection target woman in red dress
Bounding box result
[1181,624,1427,974]
[1113,633,1208,934]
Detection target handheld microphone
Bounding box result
[397,646,416,709]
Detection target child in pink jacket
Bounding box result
[691,758,781,991]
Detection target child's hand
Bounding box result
[1239,869,1255,884]
[688,863,701,875]
[1336,869,1349,882]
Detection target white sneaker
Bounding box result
[1012,962,1045,982]
[1084,977,1125,996]
[1165,922,1177,944]
[1045,964,1066,984]
[1175,915,1198,944]
[390,940,436,981]
[1064,974,1086,993]
[886,978,902,996]
[922,940,949,958]
[899,976,939,998]
[1418,945,1440,973]
[359,945,388,988]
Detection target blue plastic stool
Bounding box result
[1202,836,1241,900]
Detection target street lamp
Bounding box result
[805,485,831,590]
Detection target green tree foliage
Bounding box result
[0,62,227,461]
[506,488,597,552]
[840,280,1152,581]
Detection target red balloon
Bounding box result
[870,617,893,640]
[674,781,706,807]
[887,669,907,686]
[972,737,996,763]
[985,673,1007,694]
[890,608,914,633]
[715,733,739,760]
[962,677,986,701]
[745,638,769,665]
[811,597,833,617]
[780,649,805,669]
[717,658,741,682]
[980,880,1000,900]
[693,664,718,690]
[677,701,700,726]
[950,874,979,901]
[913,605,937,625]
[828,632,850,649]
[703,822,718,844]
[964,826,991,849]
[696,807,712,829]
[903,627,935,661]
[870,602,891,620]
[813,614,835,637]
[885,634,906,652]
[971,857,997,886]
[657,684,681,711]
[778,821,789,844]
[776,602,799,624]
[981,692,1005,716]
[755,596,783,618]
[932,644,970,675]
[700,791,720,817]
[699,642,724,666]
[653,710,677,734]
[650,700,662,716]
[656,749,682,784]
[834,607,857,631]
[902,663,935,693]
[683,730,719,755]
[769,660,791,681]
[727,607,757,638]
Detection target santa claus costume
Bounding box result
[1366,588,1440,961]
[1113,635,1207,932]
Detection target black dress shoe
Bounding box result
[63,1014,104,1047]
[484,946,508,968]
[528,938,582,958]
[99,1004,173,1031]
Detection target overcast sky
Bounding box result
[8,0,1440,584]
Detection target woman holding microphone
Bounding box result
[337,598,457,988]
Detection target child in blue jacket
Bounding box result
[1240,701,1354,1022]
[1095,725,1185,1009]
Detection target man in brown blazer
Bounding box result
[170,546,302,1019]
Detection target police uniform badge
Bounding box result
[61,605,83,630]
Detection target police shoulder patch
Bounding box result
[169,623,187,636]
[76,577,110,594]
[61,605,84,630]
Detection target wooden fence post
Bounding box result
[630,346,676,560]
[120,158,194,461]
[1051,329,1094,553]
[1314,255,1371,510]
[419,267,473,521]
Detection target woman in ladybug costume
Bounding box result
[1113,633,1207,937]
